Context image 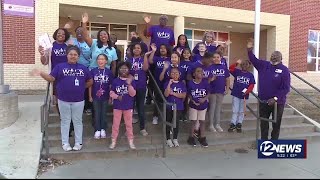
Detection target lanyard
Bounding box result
[99,68,106,88]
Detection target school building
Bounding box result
[2,0,320,90]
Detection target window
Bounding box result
[307,30,320,71]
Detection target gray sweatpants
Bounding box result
[208,94,224,127]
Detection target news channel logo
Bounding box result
[258,140,307,159]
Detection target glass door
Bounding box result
[115,40,128,61]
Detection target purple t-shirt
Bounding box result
[210,64,230,94]
[188,79,209,110]
[148,25,175,48]
[192,54,203,62]
[50,62,92,102]
[164,80,187,110]
[192,43,217,55]
[153,56,171,88]
[173,46,188,53]
[221,57,228,68]
[164,65,186,82]
[188,61,214,81]
[128,57,148,90]
[90,67,114,101]
[180,60,193,79]
[111,78,136,110]
[231,69,255,99]
[51,42,67,70]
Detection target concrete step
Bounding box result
[47,123,314,147]
[45,132,320,161]
[46,115,306,136]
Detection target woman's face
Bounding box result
[56,29,66,42]
[75,27,84,39]
[171,53,179,66]
[119,65,130,77]
[133,44,142,56]
[97,55,107,67]
[194,67,204,79]
[170,68,180,81]
[67,50,79,64]
[160,45,167,56]
[205,34,213,43]
[99,31,109,43]
[213,53,221,64]
[179,36,186,46]
[183,50,191,60]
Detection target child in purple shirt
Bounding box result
[109,62,137,150]
[89,54,114,139]
[164,67,187,148]
[192,42,207,62]
[159,52,185,83]
[173,34,190,55]
[187,67,209,147]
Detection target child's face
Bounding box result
[198,44,206,52]
[182,50,191,60]
[202,57,212,67]
[171,53,179,66]
[133,44,142,56]
[213,53,221,64]
[160,45,167,56]
[179,36,186,46]
[119,65,129,77]
[97,55,107,67]
[240,60,251,71]
[170,68,180,81]
[194,67,203,79]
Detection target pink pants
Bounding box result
[112,109,134,141]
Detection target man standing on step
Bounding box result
[247,38,291,140]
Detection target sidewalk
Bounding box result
[0,95,43,179]
[38,142,320,179]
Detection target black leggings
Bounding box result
[166,110,182,140]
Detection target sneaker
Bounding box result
[152,116,158,125]
[236,123,242,133]
[94,130,101,139]
[129,139,136,149]
[109,139,116,149]
[62,144,72,152]
[85,109,92,115]
[166,139,174,148]
[228,124,236,132]
[140,129,148,136]
[172,139,180,147]
[132,118,139,124]
[215,124,224,132]
[198,137,209,148]
[209,125,217,132]
[100,129,107,138]
[72,143,83,151]
[187,136,197,147]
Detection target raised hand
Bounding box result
[145,51,153,56]
[150,43,157,52]
[82,13,89,24]
[163,61,170,70]
[143,15,151,24]
[225,40,232,46]
[176,47,183,55]
[126,75,134,85]
[247,38,254,49]
[236,59,242,64]
[38,46,45,56]
[29,68,41,76]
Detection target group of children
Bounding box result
[89,35,255,149]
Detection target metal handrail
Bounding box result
[290,71,320,93]
[147,69,177,158]
[41,82,51,158]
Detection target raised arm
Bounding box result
[247,38,265,70]
[160,62,169,81]
[143,51,151,71]
[143,15,152,37]
[38,46,50,65]
[81,13,93,47]
[148,43,157,64]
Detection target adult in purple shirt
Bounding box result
[173,34,190,55]
[192,31,217,55]
[247,38,291,140]
[127,43,151,136]
[33,45,93,152]
[144,15,175,49]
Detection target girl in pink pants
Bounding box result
[109,62,137,149]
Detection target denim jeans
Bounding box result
[135,89,146,130]
[58,100,84,145]
[93,100,108,131]
[231,96,245,125]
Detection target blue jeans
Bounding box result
[136,89,146,130]
[231,96,245,125]
[58,100,84,145]
[93,100,108,131]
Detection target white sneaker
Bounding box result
[109,139,116,149]
[100,129,106,139]
[62,144,72,152]
[129,139,136,149]
[140,129,148,136]
[172,139,179,147]
[132,118,138,124]
[209,125,217,132]
[166,139,174,148]
[152,116,158,125]
[215,124,224,132]
[94,130,101,139]
[72,143,83,151]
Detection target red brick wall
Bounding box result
[2,0,35,64]
[174,0,320,72]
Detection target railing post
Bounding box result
[173,103,177,128]
[162,102,167,158]
[274,101,278,123]
[256,100,260,146]
[45,104,49,158]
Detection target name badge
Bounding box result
[75,78,79,86]
[242,88,247,94]
[134,74,139,81]
[275,69,283,73]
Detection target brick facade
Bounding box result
[174,0,320,72]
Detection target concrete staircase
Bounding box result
[44,96,320,160]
